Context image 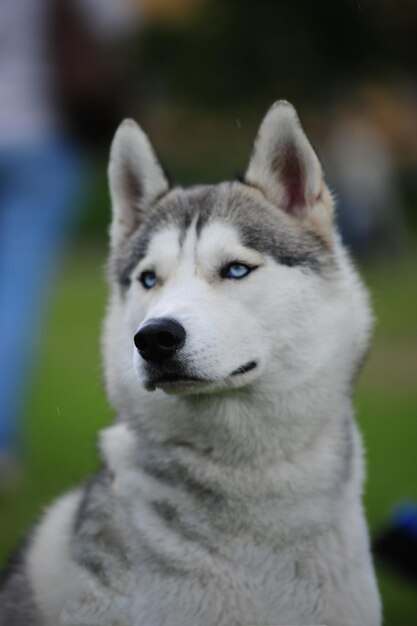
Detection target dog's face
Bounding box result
[104,102,371,407]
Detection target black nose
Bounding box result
[134,318,186,363]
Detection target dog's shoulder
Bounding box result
[0,532,41,626]
[0,487,82,625]
[16,488,85,624]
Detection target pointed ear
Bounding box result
[108,119,169,248]
[245,101,332,233]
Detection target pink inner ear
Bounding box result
[124,163,142,206]
[273,143,306,214]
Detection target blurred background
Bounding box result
[0,0,416,623]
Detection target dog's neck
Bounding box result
[109,372,353,471]
[100,377,357,539]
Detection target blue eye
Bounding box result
[139,270,157,289]
[222,263,253,280]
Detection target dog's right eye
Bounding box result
[220,262,256,280]
[139,271,157,289]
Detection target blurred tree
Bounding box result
[137,0,417,110]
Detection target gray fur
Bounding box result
[70,469,131,587]
[111,182,335,291]
[0,537,41,626]
[139,457,222,504]
[0,573,41,626]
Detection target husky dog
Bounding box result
[0,101,381,626]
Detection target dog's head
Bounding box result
[104,102,371,413]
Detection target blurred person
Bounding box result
[325,105,404,257]
[0,0,140,486]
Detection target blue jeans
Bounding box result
[0,138,84,454]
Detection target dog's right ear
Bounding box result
[245,101,333,237]
[108,119,169,248]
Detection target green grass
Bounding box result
[0,246,111,558]
[0,244,416,624]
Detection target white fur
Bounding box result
[26,491,85,626]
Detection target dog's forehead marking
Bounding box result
[137,218,201,273]
[196,221,263,267]
[113,182,334,289]
[198,221,241,250]
[181,215,200,262]
[144,219,250,278]
[141,227,181,275]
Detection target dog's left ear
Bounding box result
[245,101,332,233]
[108,119,169,248]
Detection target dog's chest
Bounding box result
[71,430,330,625]
[83,540,323,626]
[73,494,324,626]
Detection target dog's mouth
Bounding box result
[150,372,209,389]
[145,360,258,392]
[144,367,211,392]
[230,360,257,376]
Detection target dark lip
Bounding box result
[155,373,208,384]
[145,361,257,391]
[145,372,212,391]
[230,360,257,376]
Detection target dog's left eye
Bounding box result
[221,263,254,280]
[139,270,157,289]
